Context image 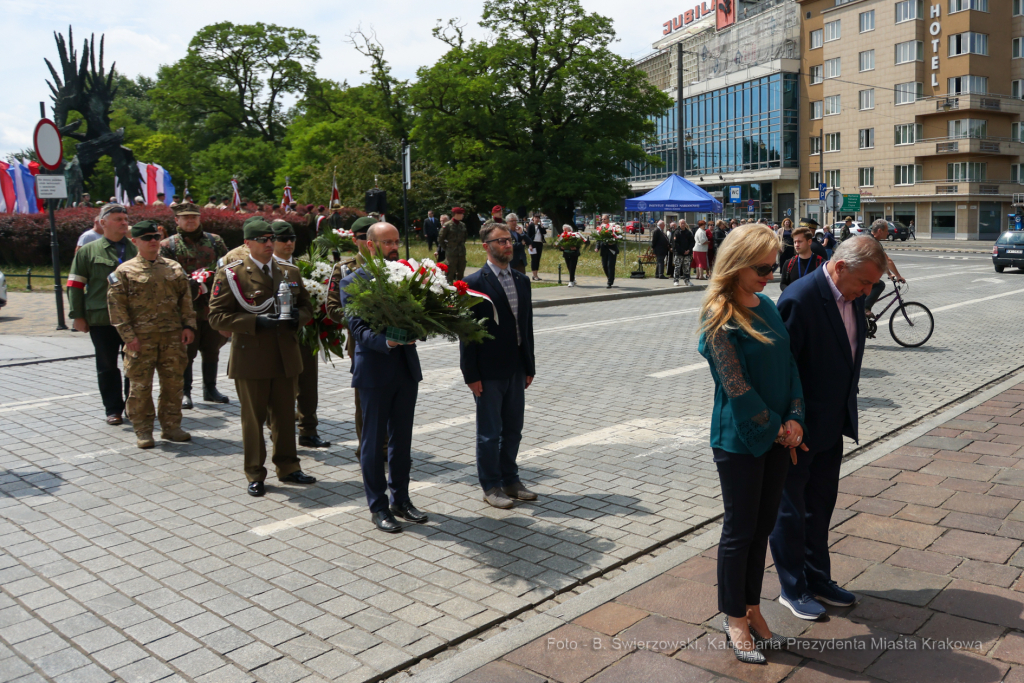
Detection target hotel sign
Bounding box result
[663,2,716,35]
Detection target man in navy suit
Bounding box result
[335,222,426,533]
[460,221,537,509]
[770,235,887,619]
[423,210,441,251]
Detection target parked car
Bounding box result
[992,231,1024,272]
[624,220,645,234]
[0,270,6,308]
[888,221,910,241]
[540,217,553,230]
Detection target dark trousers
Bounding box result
[297,343,319,436]
[865,281,885,312]
[600,248,617,285]
[235,376,301,482]
[89,325,129,416]
[655,252,668,278]
[530,243,543,271]
[426,233,437,250]
[475,369,525,491]
[184,319,226,395]
[562,251,579,282]
[358,375,418,513]
[769,439,843,601]
[714,444,791,617]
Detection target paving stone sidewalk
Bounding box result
[435,378,1024,683]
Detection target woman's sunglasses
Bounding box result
[749,264,774,277]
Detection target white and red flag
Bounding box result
[281,177,293,208]
[330,170,340,205]
[231,179,241,211]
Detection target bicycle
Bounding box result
[865,279,933,348]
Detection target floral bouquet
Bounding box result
[314,228,357,255]
[342,254,491,344]
[555,230,589,251]
[294,252,346,363]
[591,224,625,247]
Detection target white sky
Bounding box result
[0,0,678,158]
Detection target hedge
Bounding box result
[0,206,367,266]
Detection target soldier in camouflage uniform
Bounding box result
[437,207,469,283]
[107,221,197,449]
[160,202,230,409]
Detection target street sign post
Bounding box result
[818,183,827,201]
[824,189,843,212]
[33,107,67,330]
[841,193,861,213]
[401,142,411,259]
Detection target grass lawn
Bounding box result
[2,268,68,293]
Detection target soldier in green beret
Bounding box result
[107,221,197,448]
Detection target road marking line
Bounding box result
[535,308,700,336]
[929,288,1024,314]
[0,391,95,410]
[648,362,707,379]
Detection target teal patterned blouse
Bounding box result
[698,293,805,456]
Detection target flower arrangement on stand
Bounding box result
[342,255,491,344]
[554,230,589,251]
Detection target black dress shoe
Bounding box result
[390,501,428,523]
[299,434,331,448]
[203,384,230,404]
[181,394,193,410]
[280,470,317,484]
[372,510,403,533]
[247,481,265,497]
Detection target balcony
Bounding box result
[906,94,1024,117]
[918,137,1014,157]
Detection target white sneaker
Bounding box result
[673,280,679,286]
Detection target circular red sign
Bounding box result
[33,119,64,171]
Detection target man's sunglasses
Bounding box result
[749,264,774,277]
[248,236,273,244]
[137,234,161,242]
[274,236,296,242]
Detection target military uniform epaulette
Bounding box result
[218,258,243,270]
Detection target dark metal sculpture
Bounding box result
[45,27,142,203]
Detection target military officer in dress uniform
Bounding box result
[160,202,230,409]
[107,221,197,448]
[438,207,468,283]
[208,219,317,496]
[269,220,330,448]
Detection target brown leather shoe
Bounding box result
[483,487,514,509]
[106,414,123,426]
[502,482,538,501]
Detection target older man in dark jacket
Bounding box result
[651,220,670,279]
[671,222,695,286]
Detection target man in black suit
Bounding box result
[333,221,426,534]
[460,221,537,509]
[423,210,441,250]
[769,236,886,620]
[651,220,670,279]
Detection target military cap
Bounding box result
[131,220,160,237]
[491,205,502,215]
[350,216,376,237]
[799,217,820,229]
[243,219,274,239]
[451,207,464,214]
[173,202,201,216]
[271,220,296,236]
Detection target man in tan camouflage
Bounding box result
[438,207,469,283]
[107,220,197,449]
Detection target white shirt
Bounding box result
[825,264,858,360]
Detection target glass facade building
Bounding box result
[628,108,678,182]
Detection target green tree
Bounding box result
[151,22,320,144]
[411,0,671,228]
[191,137,279,202]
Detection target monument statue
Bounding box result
[45,27,143,203]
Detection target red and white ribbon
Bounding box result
[466,288,499,325]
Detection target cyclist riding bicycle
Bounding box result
[865,219,906,327]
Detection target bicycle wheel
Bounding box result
[889,302,933,348]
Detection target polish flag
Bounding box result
[231,179,241,211]
[0,161,15,213]
[280,182,293,209]
[330,171,340,205]
[27,162,44,212]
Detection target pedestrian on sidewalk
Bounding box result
[821,225,837,259]
[908,219,916,240]
[779,226,825,292]
[769,236,885,621]
[652,220,670,279]
[559,225,582,287]
[706,221,718,274]
[461,221,537,510]
[692,222,710,280]
[672,220,694,286]
[698,223,806,664]
[506,213,528,274]
[527,213,546,281]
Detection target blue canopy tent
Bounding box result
[624,174,723,213]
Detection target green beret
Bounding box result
[243,219,273,239]
[350,216,375,236]
[131,220,160,237]
[271,220,295,236]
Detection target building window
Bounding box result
[824,58,841,79]
[824,95,841,116]
[1013,164,1024,184]
[809,171,821,190]
[824,20,841,43]
[895,123,924,145]
[825,132,841,152]
[895,82,923,105]
[810,29,823,50]
[947,76,988,94]
[859,50,875,72]
[947,162,987,181]
[1013,80,1024,99]
[948,119,987,138]
[895,41,924,65]
[810,65,823,85]
[949,32,988,57]
[811,100,823,119]
[809,136,822,155]
[859,128,875,149]
[859,167,875,187]
[1013,122,1022,142]
[824,170,841,188]
[1016,0,1024,16]
[950,0,988,12]
[859,89,875,110]
[1015,38,1024,59]
[860,10,875,32]
[896,0,923,23]
[894,165,922,186]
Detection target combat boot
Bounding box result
[136,431,155,449]
[203,384,229,404]
[160,427,192,442]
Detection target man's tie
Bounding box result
[263,265,271,280]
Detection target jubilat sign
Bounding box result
[663,2,715,35]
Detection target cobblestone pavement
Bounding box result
[460,377,1024,683]
[0,251,1022,682]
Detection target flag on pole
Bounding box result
[280,177,293,209]
[8,161,38,214]
[330,169,340,205]
[0,161,15,213]
[231,179,241,211]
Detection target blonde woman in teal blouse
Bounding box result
[698,223,808,665]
